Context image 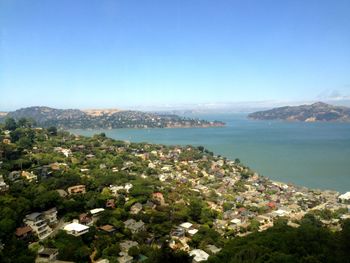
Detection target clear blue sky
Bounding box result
[1,0,350,110]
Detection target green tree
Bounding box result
[47,126,58,136]
[189,199,203,222]
[4,118,17,131]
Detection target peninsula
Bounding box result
[248,102,350,122]
[0,106,225,129]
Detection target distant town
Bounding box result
[0,106,225,129]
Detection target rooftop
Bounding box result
[64,222,89,232]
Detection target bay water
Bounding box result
[71,114,350,192]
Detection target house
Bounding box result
[188,229,199,235]
[273,209,289,217]
[90,208,105,217]
[339,192,350,204]
[124,219,145,233]
[230,218,242,225]
[206,245,221,254]
[63,220,89,236]
[106,199,115,209]
[180,222,193,230]
[130,202,143,214]
[15,226,33,239]
[43,208,58,225]
[2,138,11,144]
[118,240,138,263]
[21,171,37,182]
[67,185,86,195]
[255,215,270,225]
[171,227,185,238]
[118,254,133,263]
[54,147,72,158]
[99,224,116,234]
[120,240,138,253]
[125,183,133,192]
[79,213,93,225]
[56,189,68,198]
[189,249,209,263]
[0,175,9,193]
[36,248,59,262]
[152,192,165,206]
[50,162,68,171]
[24,212,52,239]
[8,171,21,181]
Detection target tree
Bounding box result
[47,126,58,136]
[197,146,204,152]
[0,218,16,240]
[189,199,203,222]
[17,118,31,128]
[4,118,17,131]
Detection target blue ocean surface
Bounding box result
[71,114,350,192]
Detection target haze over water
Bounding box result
[72,114,350,193]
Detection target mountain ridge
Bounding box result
[248,102,350,122]
[0,106,225,129]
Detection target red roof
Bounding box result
[15,226,32,237]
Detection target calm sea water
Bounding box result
[71,114,350,192]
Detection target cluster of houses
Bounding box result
[2,128,350,263]
[121,146,350,254]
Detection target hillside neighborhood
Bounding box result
[0,118,349,262]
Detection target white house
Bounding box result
[339,192,350,203]
[24,212,52,239]
[63,220,89,236]
[188,229,198,235]
[180,222,193,229]
[90,208,105,217]
[189,249,209,263]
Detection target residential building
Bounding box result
[8,171,20,181]
[206,245,221,254]
[106,199,115,209]
[99,224,116,234]
[0,175,9,193]
[15,226,33,239]
[63,220,89,236]
[124,219,145,233]
[189,249,210,263]
[24,212,52,239]
[130,203,142,214]
[90,208,105,217]
[339,192,350,204]
[43,207,58,225]
[67,185,86,194]
[36,248,59,262]
[79,213,93,225]
[21,171,38,182]
[152,192,165,206]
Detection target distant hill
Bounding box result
[0,106,225,129]
[248,102,350,122]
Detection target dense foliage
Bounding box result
[209,216,350,263]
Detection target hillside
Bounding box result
[0,121,349,262]
[248,102,350,122]
[1,106,225,129]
